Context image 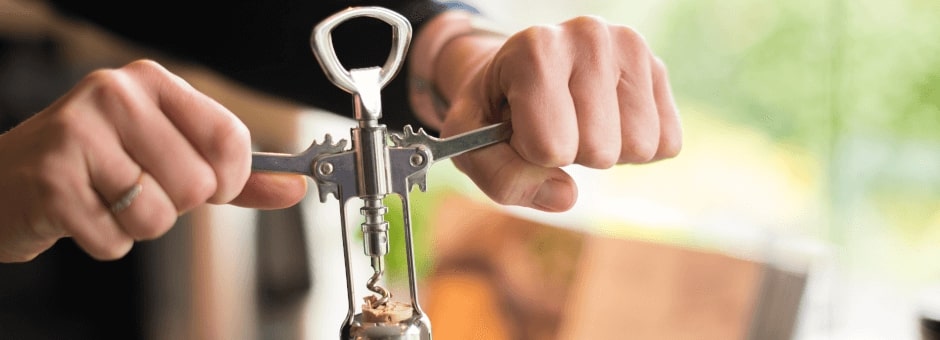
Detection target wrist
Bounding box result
[408,11,506,128]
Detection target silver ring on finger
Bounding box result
[110,173,144,214]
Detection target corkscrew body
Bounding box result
[250,6,510,340]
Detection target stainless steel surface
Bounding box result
[249,6,512,339]
[311,6,411,108]
[251,135,348,177]
[390,122,512,164]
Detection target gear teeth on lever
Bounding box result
[251,133,349,177]
[390,124,431,148]
[314,133,347,151]
[306,134,349,161]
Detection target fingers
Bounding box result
[127,61,252,203]
[446,105,578,211]
[78,64,218,215]
[608,25,681,162]
[440,16,682,212]
[107,60,251,207]
[0,59,285,262]
[27,130,137,261]
[490,17,676,168]
[105,173,178,241]
[490,26,579,168]
[79,92,179,243]
[565,18,622,168]
[0,123,132,262]
[61,186,135,261]
[444,96,578,212]
[458,143,577,212]
[609,24,661,164]
[650,56,682,160]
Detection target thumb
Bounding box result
[229,173,308,210]
[443,98,578,212]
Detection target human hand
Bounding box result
[429,15,681,212]
[0,60,306,263]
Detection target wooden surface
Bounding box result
[555,235,763,340]
[425,194,770,340]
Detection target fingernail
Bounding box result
[532,179,574,212]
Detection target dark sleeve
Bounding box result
[47,1,479,131]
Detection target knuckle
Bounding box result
[85,68,130,94]
[522,139,576,168]
[578,146,619,169]
[173,166,217,212]
[563,15,610,38]
[512,25,562,71]
[205,117,251,203]
[487,174,533,207]
[209,115,251,164]
[566,15,608,26]
[124,59,165,74]
[489,186,526,206]
[88,240,133,261]
[651,56,669,75]
[85,58,165,89]
[610,24,649,53]
[564,17,613,67]
[621,135,659,163]
[36,162,77,214]
[657,132,683,160]
[129,205,177,241]
[123,59,178,88]
[39,111,81,152]
[519,24,560,44]
[483,181,514,205]
[47,107,106,156]
[84,69,147,121]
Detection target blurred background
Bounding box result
[467,0,940,339]
[1,0,938,339]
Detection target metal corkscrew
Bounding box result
[251,6,510,340]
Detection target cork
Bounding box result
[362,296,413,323]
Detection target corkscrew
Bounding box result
[251,6,510,339]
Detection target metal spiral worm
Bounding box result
[366,258,391,308]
